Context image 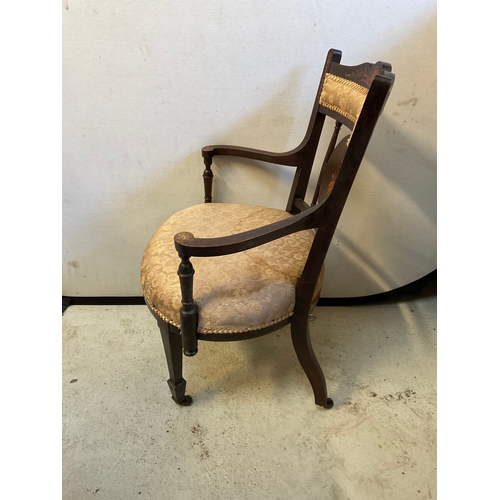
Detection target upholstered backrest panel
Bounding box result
[319,74,369,124]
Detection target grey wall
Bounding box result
[62,0,436,297]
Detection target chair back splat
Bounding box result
[140,49,395,408]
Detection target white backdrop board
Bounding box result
[63,0,436,297]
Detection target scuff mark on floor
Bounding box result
[191,424,210,460]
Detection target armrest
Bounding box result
[174,205,321,258]
[201,144,303,203]
[202,145,303,167]
[173,203,322,356]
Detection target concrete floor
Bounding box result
[62,288,436,499]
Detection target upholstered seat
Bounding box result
[141,203,323,334]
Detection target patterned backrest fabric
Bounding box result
[319,74,369,125]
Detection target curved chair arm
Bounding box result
[201,109,322,203]
[174,205,322,259]
[202,145,303,167]
[201,144,306,203]
[173,204,322,357]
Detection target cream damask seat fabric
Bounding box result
[141,203,322,334]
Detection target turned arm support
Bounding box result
[177,257,198,357]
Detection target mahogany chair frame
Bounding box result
[148,49,395,408]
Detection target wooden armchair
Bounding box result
[140,49,395,408]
